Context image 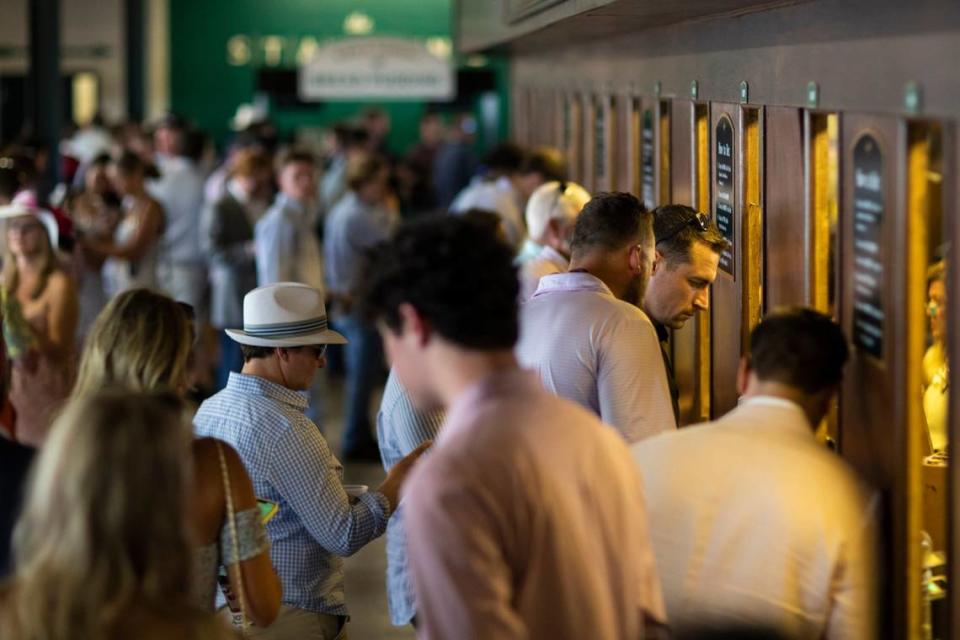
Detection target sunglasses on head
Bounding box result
[656,211,710,244]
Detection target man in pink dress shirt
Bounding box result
[358,215,667,639]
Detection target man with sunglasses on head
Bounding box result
[194,282,428,639]
[516,192,676,442]
[643,204,727,423]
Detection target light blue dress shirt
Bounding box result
[194,372,391,616]
[377,369,445,625]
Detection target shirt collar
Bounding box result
[227,178,249,205]
[653,321,669,343]
[441,368,541,442]
[736,395,812,434]
[532,271,613,298]
[537,245,569,271]
[226,371,309,410]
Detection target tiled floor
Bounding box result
[323,374,416,640]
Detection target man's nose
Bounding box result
[694,289,710,311]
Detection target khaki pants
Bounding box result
[221,606,346,640]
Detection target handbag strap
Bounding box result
[216,440,250,632]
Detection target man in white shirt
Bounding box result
[632,308,876,639]
[255,150,324,290]
[450,142,527,251]
[150,115,208,312]
[517,180,590,303]
[516,192,676,442]
[643,204,727,424]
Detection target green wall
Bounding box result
[168,0,509,154]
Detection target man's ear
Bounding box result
[736,355,751,396]
[650,248,666,275]
[397,302,432,347]
[276,346,291,362]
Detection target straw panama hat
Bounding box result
[226,282,347,347]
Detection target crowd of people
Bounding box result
[0,106,877,640]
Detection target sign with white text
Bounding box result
[299,37,454,101]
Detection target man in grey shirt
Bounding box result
[376,368,444,627]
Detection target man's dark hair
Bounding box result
[240,344,275,362]
[520,146,567,182]
[748,308,849,394]
[279,149,316,168]
[482,142,526,176]
[459,208,504,242]
[358,216,519,349]
[653,204,728,265]
[570,192,652,254]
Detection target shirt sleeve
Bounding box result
[597,315,678,442]
[825,491,878,640]
[255,210,296,286]
[267,418,389,556]
[405,462,527,640]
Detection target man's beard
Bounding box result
[623,270,648,308]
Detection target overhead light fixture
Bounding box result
[344,11,374,35]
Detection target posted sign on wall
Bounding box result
[299,37,454,100]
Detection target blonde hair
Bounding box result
[73,288,194,397]
[3,390,214,639]
[2,215,58,301]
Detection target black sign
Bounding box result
[641,108,655,209]
[851,134,885,359]
[714,115,735,275]
[594,99,606,180]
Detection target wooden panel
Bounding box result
[740,107,763,341]
[710,101,741,418]
[626,95,642,195]
[839,114,909,639]
[657,100,671,206]
[616,93,633,193]
[764,106,806,309]
[669,100,697,424]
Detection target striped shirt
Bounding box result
[516,271,677,442]
[193,372,391,616]
[376,369,445,626]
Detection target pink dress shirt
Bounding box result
[403,368,665,640]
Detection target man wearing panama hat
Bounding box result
[194,281,428,639]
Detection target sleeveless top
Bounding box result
[103,196,160,296]
[191,506,271,611]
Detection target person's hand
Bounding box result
[377,441,432,512]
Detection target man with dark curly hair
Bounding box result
[358,216,666,639]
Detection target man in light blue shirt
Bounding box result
[255,151,325,291]
[376,368,444,627]
[194,282,427,639]
[323,155,398,460]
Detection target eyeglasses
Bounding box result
[305,344,328,360]
[655,211,710,244]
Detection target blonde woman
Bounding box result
[75,289,282,627]
[0,390,233,640]
[0,204,78,446]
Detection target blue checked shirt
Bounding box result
[376,369,445,625]
[194,372,391,616]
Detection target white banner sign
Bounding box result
[299,37,454,101]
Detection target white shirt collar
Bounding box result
[227,178,250,205]
[537,245,569,270]
[532,271,613,298]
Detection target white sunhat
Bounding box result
[226,282,347,347]
[0,202,60,250]
[230,103,269,132]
